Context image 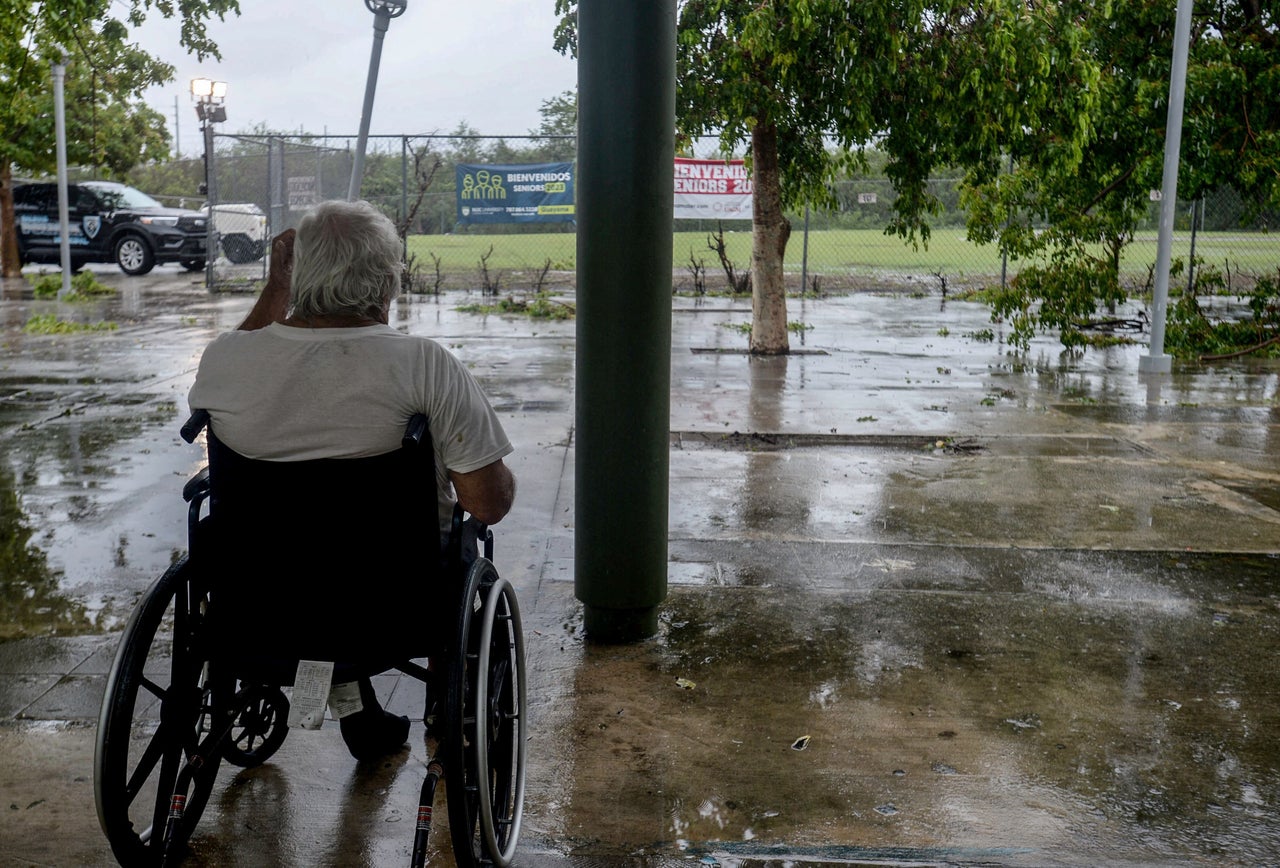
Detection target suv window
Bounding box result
[72,187,100,212]
[13,185,52,209]
[87,184,163,211]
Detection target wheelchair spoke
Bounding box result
[139,676,167,701]
[123,725,170,804]
[220,683,290,769]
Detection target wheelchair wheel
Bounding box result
[220,683,289,768]
[445,560,528,868]
[95,557,222,866]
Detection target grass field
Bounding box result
[405,228,1279,292]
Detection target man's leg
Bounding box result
[339,676,409,762]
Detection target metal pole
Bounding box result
[348,10,391,200]
[1140,0,1194,374]
[401,135,409,259]
[576,0,676,642]
[1000,154,1014,291]
[269,136,284,236]
[203,120,218,290]
[1186,197,1201,297]
[800,204,810,294]
[52,52,71,300]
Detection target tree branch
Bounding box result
[1081,162,1137,215]
[1200,334,1280,361]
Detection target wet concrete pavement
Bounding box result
[1,266,1278,866]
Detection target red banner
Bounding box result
[674,158,753,220]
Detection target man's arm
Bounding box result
[450,459,516,525]
[237,229,295,331]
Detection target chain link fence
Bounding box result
[195,132,1278,296]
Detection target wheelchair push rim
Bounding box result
[94,557,221,866]
[446,559,528,868]
[473,575,527,864]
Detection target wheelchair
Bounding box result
[93,410,527,867]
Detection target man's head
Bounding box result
[290,199,401,320]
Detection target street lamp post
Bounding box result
[1139,0,1194,376]
[191,78,227,288]
[51,49,71,300]
[348,0,407,201]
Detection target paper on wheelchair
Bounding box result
[284,660,367,729]
[286,659,334,729]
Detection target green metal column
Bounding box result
[575,0,676,642]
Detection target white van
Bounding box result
[203,203,268,264]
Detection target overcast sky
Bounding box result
[135,1,578,156]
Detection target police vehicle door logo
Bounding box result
[82,215,102,239]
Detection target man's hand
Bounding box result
[267,229,295,288]
[237,229,296,331]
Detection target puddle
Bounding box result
[1221,481,1280,513]
[0,462,95,642]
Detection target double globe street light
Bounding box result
[191,77,227,280]
[191,77,227,198]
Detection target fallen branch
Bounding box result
[1078,314,1148,332]
[1199,334,1280,361]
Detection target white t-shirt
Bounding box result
[188,322,512,531]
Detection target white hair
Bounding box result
[289,199,402,319]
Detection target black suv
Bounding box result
[13,181,211,275]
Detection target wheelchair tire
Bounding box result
[221,683,290,768]
[445,559,527,868]
[94,558,222,866]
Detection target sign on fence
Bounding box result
[288,176,318,209]
[674,158,752,220]
[456,162,575,224]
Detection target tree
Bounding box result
[0,1,239,278]
[964,1,1280,350]
[528,89,577,162]
[556,0,1100,353]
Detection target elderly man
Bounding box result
[188,199,515,761]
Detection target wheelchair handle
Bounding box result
[402,413,429,449]
[181,409,211,444]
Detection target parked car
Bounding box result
[12,180,211,275]
[203,202,268,264]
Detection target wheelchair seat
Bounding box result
[93,410,527,868]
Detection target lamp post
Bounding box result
[52,48,71,300]
[1139,0,1193,376]
[191,78,227,286]
[348,0,407,201]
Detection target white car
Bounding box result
[203,203,267,264]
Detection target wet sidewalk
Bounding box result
[1,269,1278,866]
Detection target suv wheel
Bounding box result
[114,234,154,276]
[223,235,264,264]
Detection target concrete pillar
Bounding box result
[575,0,676,642]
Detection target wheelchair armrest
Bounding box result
[181,409,211,444]
[183,466,210,503]
[447,502,493,570]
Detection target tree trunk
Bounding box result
[0,161,21,279]
[749,121,791,354]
